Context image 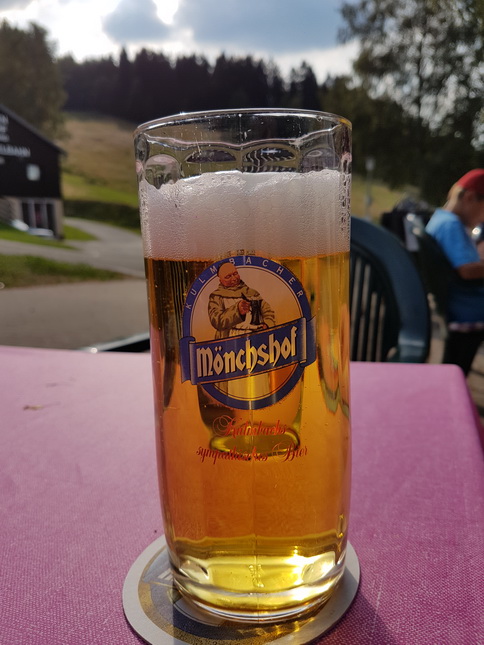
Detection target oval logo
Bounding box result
[180,255,316,410]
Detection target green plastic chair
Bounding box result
[350,216,430,362]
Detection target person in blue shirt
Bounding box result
[426,169,484,373]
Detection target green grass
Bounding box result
[351,175,412,222]
[59,112,416,223]
[0,112,419,293]
[0,221,96,245]
[1,111,415,290]
[63,224,97,241]
[62,172,139,207]
[0,222,76,248]
[60,113,138,207]
[0,255,126,288]
[64,199,140,231]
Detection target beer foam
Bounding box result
[139,170,350,260]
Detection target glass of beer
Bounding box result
[134,109,352,623]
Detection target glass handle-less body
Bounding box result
[134,109,352,623]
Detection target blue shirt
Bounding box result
[426,209,484,323]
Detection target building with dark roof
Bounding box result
[0,103,64,237]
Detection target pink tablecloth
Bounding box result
[0,347,482,644]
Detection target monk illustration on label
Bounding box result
[207,262,277,405]
[208,262,276,339]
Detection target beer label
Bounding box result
[180,255,315,410]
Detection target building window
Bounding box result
[26,164,41,181]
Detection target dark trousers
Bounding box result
[444,330,484,375]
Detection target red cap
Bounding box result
[456,169,484,197]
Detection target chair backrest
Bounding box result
[350,216,430,362]
[406,214,455,321]
[408,213,484,321]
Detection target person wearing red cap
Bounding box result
[426,169,484,373]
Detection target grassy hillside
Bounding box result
[60,113,139,208]
[351,175,412,220]
[59,112,413,221]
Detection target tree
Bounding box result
[340,0,484,197]
[111,48,132,120]
[0,20,65,138]
[265,62,286,107]
[340,0,483,128]
[288,62,321,110]
[321,75,424,187]
[59,55,117,115]
[173,55,212,113]
[210,55,272,110]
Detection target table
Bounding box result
[1,346,483,644]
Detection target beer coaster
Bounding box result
[123,537,360,645]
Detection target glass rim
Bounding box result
[134,108,351,137]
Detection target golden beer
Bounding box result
[135,110,352,622]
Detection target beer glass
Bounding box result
[134,109,352,623]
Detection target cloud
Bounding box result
[103,0,171,43]
[0,0,31,8]
[173,0,345,54]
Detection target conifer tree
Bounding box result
[0,21,65,138]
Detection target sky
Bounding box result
[0,0,359,81]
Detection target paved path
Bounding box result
[0,217,145,278]
[0,280,148,349]
[0,218,148,348]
